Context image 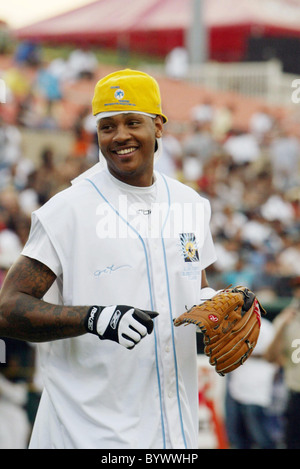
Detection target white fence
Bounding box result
[145,60,298,106]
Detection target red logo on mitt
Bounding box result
[208,314,219,322]
[253,300,261,327]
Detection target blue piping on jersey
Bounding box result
[85,177,166,449]
[160,173,188,449]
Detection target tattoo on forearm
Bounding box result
[0,256,87,342]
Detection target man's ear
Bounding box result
[154,116,164,139]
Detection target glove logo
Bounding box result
[88,306,98,331]
[208,314,219,323]
[110,309,122,329]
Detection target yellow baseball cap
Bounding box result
[92,69,168,123]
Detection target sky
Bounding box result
[0,0,96,28]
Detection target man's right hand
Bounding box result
[85,305,159,349]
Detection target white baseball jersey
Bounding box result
[22,169,216,449]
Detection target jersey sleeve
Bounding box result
[22,212,62,277]
[200,228,217,271]
[199,197,217,270]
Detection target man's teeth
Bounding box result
[116,148,135,155]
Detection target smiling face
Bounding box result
[97,113,163,187]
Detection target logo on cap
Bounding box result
[114,89,125,100]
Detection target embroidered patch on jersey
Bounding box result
[179,233,199,263]
[179,233,201,281]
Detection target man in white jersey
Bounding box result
[0,69,217,449]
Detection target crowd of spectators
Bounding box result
[0,42,299,448]
[159,101,300,307]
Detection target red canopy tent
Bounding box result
[13,0,300,61]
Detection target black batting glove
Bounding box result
[85,305,159,349]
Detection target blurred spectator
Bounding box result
[265,278,300,449]
[55,154,91,189]
[165,47,189,80]
[0,20,11,55]
[252,255,281,303]
[268,127,300,191]
[12,156,36,192]
[182,153,203,187]
[78,107,99,163]
[0,228,22,271]
[16,91,41,128]
[34,63,63,130]
[223,128,260,166]
[211,204,247,240]
[260,190,294,226]
[264,368,288,448]
[205,158,245,211]
[0,117,22,179]
[211,104,234,141]
[225,317,278,449]
[212,239,240,274]
[155,124,182,178]
[239,210,274,250]
[249,107,274,143]
[71,107,96,160]
[28,147,62,205]
[0,187,31,246]
[0,228,32,449]
[0,367,31,448]
[190,99,214,125]
[36,62,62,102]
[181,120,218,187]
[2,64,31,101]
[14,41,41,67]
[67,47,98,80]
[47,57,73,83]
[277,237,300,277]
[182,120,217,166]
[221,257,255,290]
[286,187,300,223]
[182,120,218,186]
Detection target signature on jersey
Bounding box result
[94,264,132,278]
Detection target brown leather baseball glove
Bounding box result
[173,286,266,376]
